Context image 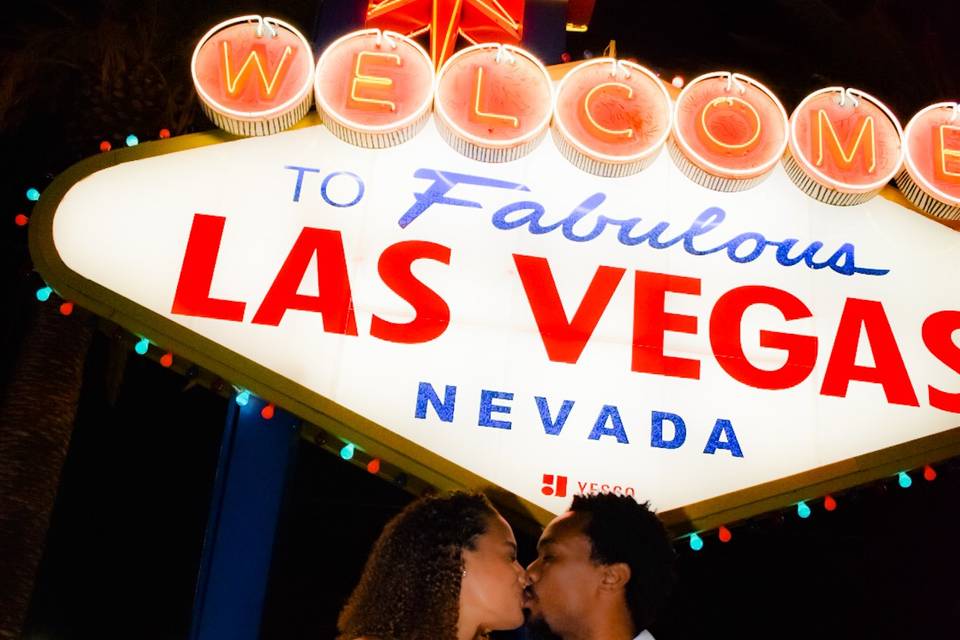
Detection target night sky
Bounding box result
[3,1,960,638]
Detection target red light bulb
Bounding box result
[14,214,29,226]
[923,465,937,481]
[159,128,171,139]
[160,352,174,367]
[367,458,381,474]
[261,403,275,420]
[59,301,74,316]
[824,495,837,512]
[99,140,112,152]
[718,526,732,543]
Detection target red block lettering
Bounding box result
[514,254,625,364]
[171,214,246,321]
[820,298,918,406]
[251,227,357,334]
[710,286,817,390]
[632,270,701,379]
[370,241,452,344]
[923,310,960,413]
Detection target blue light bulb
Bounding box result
[125,134,139,147]
[26,188,40,201]
[36,286,52,302]
[689,533,703,551]
[340,443,355,460]
[797,501,811,519]
[134,337,150,355]
[235,390,250,406]
[898,471,912,489]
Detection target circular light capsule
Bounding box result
[896,102,960,220]
[784,87,903,206]
[552,58,672,177]
[669,72,788,192]
[314,29,435,148]
[434,43,553,163]
[191,15,315,136]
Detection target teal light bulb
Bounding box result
[898,471,912,489]
[689,533,703,551]
[797,501,811,519]
[134,337,149,355]
[36,286,52,302]
[340,443,355,460]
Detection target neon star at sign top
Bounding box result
[365,0,525,68]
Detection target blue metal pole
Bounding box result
[189,397,299,640]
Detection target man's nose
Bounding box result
[525,559,540,581]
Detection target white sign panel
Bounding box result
[34,117,960,524]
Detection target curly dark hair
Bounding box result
[569,493,676,633]
[336,491,499,640]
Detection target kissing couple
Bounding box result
[337,490,676,640]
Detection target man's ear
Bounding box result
[599,562,631,591]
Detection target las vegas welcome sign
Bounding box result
[30,16,960,531]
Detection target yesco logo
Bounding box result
[541,474,637,499]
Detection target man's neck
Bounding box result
[562,607,636,640]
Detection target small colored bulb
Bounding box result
[159,128,171,139]
[367,458,381,474]
[125,134,139,147]
[59,301,74,316]
[671,75,685,88]
[134,337,150,355]
[36,286,52,302]
[797,501,811,519]
[898,471,912,488]
[160,352,174,368]
[824,495,837,512]
[923,465,936,481]
[26,188,40,201]
[14,214,29,226]
[718,526,732,543]
[99,140,112,152]
[689,533,703,551]
[261,403,275,420]
[340,443,355,460]
[235,390,250,406]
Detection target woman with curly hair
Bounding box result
[337,491,526,640]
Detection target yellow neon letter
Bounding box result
[472,67,519,128]
[937,124,960,180]
[583,82,634,139]
[813,109,876,173]
[222,42,294,98]
[350,51,402,111]
[699,96,761,151]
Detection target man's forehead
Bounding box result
[538,510,591,546]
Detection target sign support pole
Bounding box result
[189,398,299,640]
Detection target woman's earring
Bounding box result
[462,569,467,578]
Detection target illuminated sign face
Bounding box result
[786,87,903,206]
[433,43,553,162]
[191,15,315,136]
[897,102,960,219]
[33,110,960,530]
[552,58,672,177]
[314,30,435,148]
[671,72,788,192]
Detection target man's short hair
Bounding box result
[569,493,676,632]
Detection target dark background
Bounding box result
[3,1,960,638]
